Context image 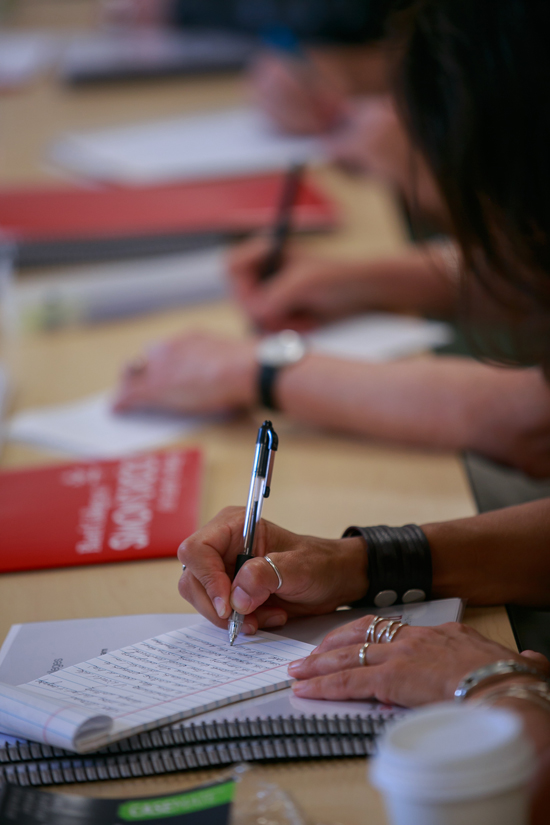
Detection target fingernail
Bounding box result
[243,622,256,635]
[231,586,252,613]
[288,658,305,674]
[214,598,227,619]
[263,613,287,629]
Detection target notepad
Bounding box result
[50,108,324,184]
[0,623,314,754]
[7,393,204,458]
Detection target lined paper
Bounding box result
[0,623,313,753]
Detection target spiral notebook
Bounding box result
[0,602,463,787]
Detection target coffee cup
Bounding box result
[371,702,535,825]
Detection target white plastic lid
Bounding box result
[371,703,535,802]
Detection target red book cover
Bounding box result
[0,449,202,573]
[0,173,337,245]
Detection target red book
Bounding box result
[0,173,338,267]
[0,449,202,573]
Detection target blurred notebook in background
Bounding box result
[49,108,325,184]
[7,393,206,457]
[0,172,336,267]
[15,248,228,331]
[0,449,202,573]
[60,28,258,84]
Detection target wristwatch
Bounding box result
[257,330,307,409]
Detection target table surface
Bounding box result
[0,4,516,822]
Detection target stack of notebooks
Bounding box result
[0,601,464,787]
[0,172,336,268]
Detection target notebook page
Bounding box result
[2,623,313,753]
[0,682,111,751]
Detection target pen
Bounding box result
[228,420,279,645]
[257,162,305,282]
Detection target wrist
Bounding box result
[333,536,370,604]
[229,341,257,408]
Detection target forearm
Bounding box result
[350,243,459,316]
[424,498,550,606]
[277,354,548,458]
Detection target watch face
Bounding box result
[257,330,307,367]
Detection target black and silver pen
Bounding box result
[228,420,279,645]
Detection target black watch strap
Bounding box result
[259,364,279,410]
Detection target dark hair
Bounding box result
[393,0,550,365]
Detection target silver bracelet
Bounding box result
[476,681,550,715]
[454,659,545,701]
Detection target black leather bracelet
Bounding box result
[342,524,432,607]
[258,364,279,410]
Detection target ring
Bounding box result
[126,356,148,377]
[359,642,370,667]
[365,616,386,643]
[264,555,283,590]
[181,564,186,572]
[386,621,408,643]
[378,619,402,643]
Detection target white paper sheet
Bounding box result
[50,107,324,184]
[7,392,202,458]
[0,623,314,752]
[307,313,453,362]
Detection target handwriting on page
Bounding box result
[26,625,295,718]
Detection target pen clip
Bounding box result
[263,449,276,498]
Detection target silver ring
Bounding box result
[386,621,408,643]
[366,616,386,643]
[126,356,148,377]
[264,555,283,590]
[359,642,370,667]
[181,564,186,572]
[379,619,401,643]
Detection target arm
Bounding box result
[177,498,550,638]
[229,238,459,329]
[115,335,550,478]
[275,357,550,478]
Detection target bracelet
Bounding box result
[454,660,546,701]
[342,524,432,608]
[476,681,550,715]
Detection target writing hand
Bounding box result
[177,507,368,635]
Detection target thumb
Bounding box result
[250,271,309,328]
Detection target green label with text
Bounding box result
[117,781,235,822]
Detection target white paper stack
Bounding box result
[50,107,325,184]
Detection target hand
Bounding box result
[228,238,390,332]
[289,614,550,705]
[249,52,346,135]
[328,95,443,218]
[177,507,368,635]
[113,332,257,415]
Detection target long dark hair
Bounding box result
[393,0,550,365]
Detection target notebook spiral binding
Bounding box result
[0,712,400,788]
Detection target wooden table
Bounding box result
[0,5,516,822]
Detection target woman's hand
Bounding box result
[113,332,257,415]
[228,238,404,332]
[289,614,550,705]
[177,507,368,635]
[249,52,346,135]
